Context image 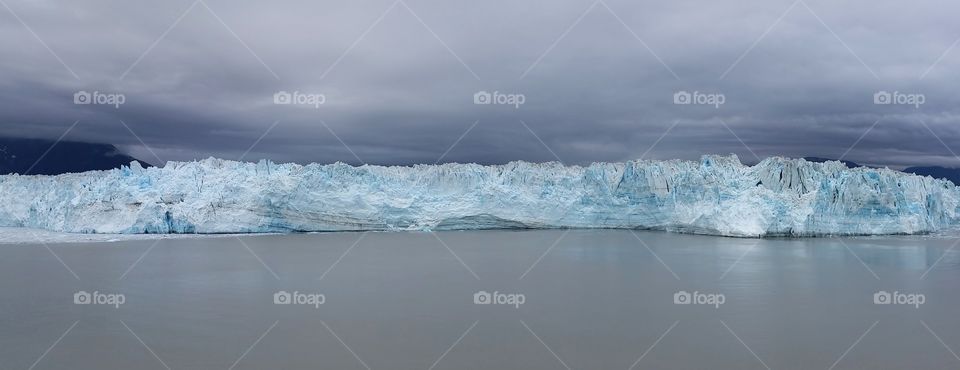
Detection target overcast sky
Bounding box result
[1,0,958,168]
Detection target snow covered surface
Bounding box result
[1,155,958,237]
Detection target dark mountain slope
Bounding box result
[903,166,960,185]
[0,137,151,175]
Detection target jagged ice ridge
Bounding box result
[1,155,958,237]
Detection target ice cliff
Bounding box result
[1,155,958,237]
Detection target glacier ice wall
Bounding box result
[1,155,958,237]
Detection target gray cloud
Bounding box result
[1,0,959,168]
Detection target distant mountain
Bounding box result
[801,157,960,185]
[902,166,960,185]
[802,157,862,169]
[0,137,151,175]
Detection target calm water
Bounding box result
[1,230,959,369]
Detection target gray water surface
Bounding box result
[1,230,959,369]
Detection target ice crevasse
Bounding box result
[1,155,958,237]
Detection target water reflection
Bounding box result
[1,229,958,369]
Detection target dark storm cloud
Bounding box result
[1,0,959,168]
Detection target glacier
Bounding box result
[1,155,958,237]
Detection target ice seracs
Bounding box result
[0,155,957,237]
